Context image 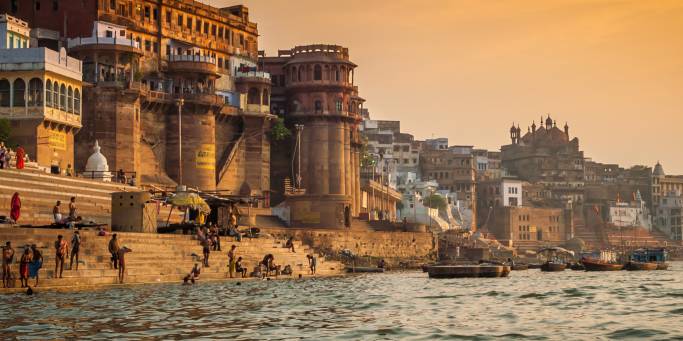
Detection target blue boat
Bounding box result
[626,248,668,270]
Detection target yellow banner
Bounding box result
[48,130,67,151]
[196,144,215,170]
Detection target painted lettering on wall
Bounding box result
[196,144,215,170]
[48,130,67,151]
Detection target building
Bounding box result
[419,144,477,230]
[487,205,573,251]
[262,45,363,228]
[3,1,273,196]
[473,148,502,181]
[652,162,683,239]
[606,191,651,230]
[0,14,82,171]
[501,116,584,204]
[584,160,652,211]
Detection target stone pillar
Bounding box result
[344,121,352,197]
[328,120,344,194]
[310,120,329,194]
[354,149,361,217]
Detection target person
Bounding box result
[97,227,107,236]
[378,258,386,269]
[68,197,77,221]
[228,224,242,242]
[117,246,132,283]
[307,254,317,275]
[65,164,73,177]
[235,257,247,278]
[4,147,11,168]
[344,205,351,228]
[285,237,295,253]
[0,143,6,169]
[53,201,62,224]
[15,146,24,169]
[10,192,21,223]
[108,234,120,269]
[183,263,201,284]
[201,237,211,267]
[2,242,15,288]
[70,231,81,270]
[261,254,279,276]
[210,225,221,251]
[19,247,31,288]
[54,235,68,279]
[227,245,237,278]
[117,169,126,184]
[29,244,43,287]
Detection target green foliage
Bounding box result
[424,194,447,211]
[270,117,291,141]
[359,137,375,168]
[0,118,11,145]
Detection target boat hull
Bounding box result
[511,264,529,271]
[625,261,658,271]
[581,259,624,271]
[656,263,669,270]
[427,265,510,278]
[540,262,566,272]
[346,267,386,273]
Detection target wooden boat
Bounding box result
[569,263,585,271]
[656,263,669,270]
[346,267,385,273]
[624,261,658,271]
[528,263,542,269]
[426,265,510,278]
[540,261,566,272]
[581,258,623,271]
[629,248,668,271]
[511,264,528,271]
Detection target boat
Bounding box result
[569,263,585,271]
[629,248,668,271]
[540,261,566,272]
[528,263,542,269]
[346,267,385,273]
[426,265,510,278]
[511,264,529,271]
[581,258,624,271]
[624,261,658,271]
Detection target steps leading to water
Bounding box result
[0,227,343,290]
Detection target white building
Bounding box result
[607,191,651,230]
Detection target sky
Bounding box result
[209,0,683,173]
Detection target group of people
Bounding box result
[53,198,79,226]
[0,142,25,170]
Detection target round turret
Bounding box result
[653,162,665,176]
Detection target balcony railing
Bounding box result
[235,71,270,80]
[168,55,216,64]
[0,106,81,128]
[67,36,140,49]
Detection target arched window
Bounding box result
[45,80,53,107]
[247,87,259,104]
[28,78,43,106]
[0,79,10,107]
[297,67,303,82]
[59,84,66,111]
[335,99,342,112]
[314,100,322,112]
[262,89,269,105]
[314,65,322,80]
[74,88,81,114]
[13,78,26,107]
[334,67,340,81]
[52,82,59,108]
[290,67,295,82]
[67,86,74,113]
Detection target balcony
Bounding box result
[167,55,218,75]
[0,106,81,129]
[67,36,141,54]
[235,71,271,85]
[178,93,223,107]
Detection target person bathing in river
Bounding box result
[19,247,31,288]
[183,263,201,284]
[117,246,132,284]
[29,244,43,287]
[2,242,14,288]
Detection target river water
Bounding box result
[1,263,682,340]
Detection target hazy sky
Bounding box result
[211,0,683,173]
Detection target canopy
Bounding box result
[538,246,574,256]
[168,192,211,214]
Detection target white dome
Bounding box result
[85,140,109,172]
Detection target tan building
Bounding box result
[487,205,573,251]
[0,14,82,171]
[5,2,273,196]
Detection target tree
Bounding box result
[0,118,11,144]
[269,117,291,141]
[424,194,447,211]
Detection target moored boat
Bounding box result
[346,267,385,273]
[581,258,624,271]
[540,261,566,272]
[511,264,529,271]
[569,262,585,271]
[426,265,510,278]
[528,263,542,269]
[656,263,669,270]
[624,261,658,271]
[629,248,668,271]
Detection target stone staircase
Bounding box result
[0,169,135,226]
[0,227,343,290]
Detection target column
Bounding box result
[313,120,330,194]
[328,120,344,194]
[344,121,352,197]
[300,122,310,191]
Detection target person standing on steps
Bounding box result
[29,244,43,287]
[117,246,132,284]
[344,205,351,228]
[54,235,68,279]
[10,192,21,224]
[70,231,81,270]
[307,254,317,275]
[108,234,120,269]
[2,242,15,288]
[19,247,31,288]
[201,237,211,267]
[68,197,77,222]
[227,245,237,278]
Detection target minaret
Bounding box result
[531,120,536,133]
[564,122,569,138]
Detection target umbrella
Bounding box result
[168,192,211,214]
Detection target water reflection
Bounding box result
[1,263,682,340]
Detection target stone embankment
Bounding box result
[0,227,342,293]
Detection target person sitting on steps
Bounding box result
[285,237,295,253]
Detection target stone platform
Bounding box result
[0,227,342,292]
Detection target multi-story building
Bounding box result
[262,44,363,228]
[487,205,573,250]
[473,148,502,181]
[0,14,82,171]
[3,1,274,197]
[501,116,584,204]
[420,144,477,229]
[584,160,652,210]
[606,191,651,230]
[652,162,683,239]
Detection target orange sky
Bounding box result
[212,0,683,173]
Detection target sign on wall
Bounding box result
[48,130,67,151]
[196,144,215,170]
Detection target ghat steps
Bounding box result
[0,228,343,289]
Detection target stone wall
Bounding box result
[261,227,436,267]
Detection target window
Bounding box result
[52,0,58,11]
[218,27,223,39]
[247,88,259,105]
[74,89,80,114]
[28,78,43,106]
[314,100,322,112]
[177,14,183,27]
[187,17,192,29]
[0,79,10,107]
[144,40,151,51]
[35,1,40,10]
[52,82,59,107]
[144,6,150,19]
[314,65,322,80]
[335,100,342,112]
[13,79,26,107]
[263,89,269,105]
[196,19,201,32]
[152,8,158,21]
[67,86,73,113]
[204,22,209,34]
[59,84,66,111]
[45,80,52,107]
[166,10,171,24]
[212,24,217,36]
[153,42,158,53]
[110,0,116,10]
[166,45,171,56]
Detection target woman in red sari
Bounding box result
[15,146,25,169]
[10,192,21,223]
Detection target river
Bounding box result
[1,263,682,340]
